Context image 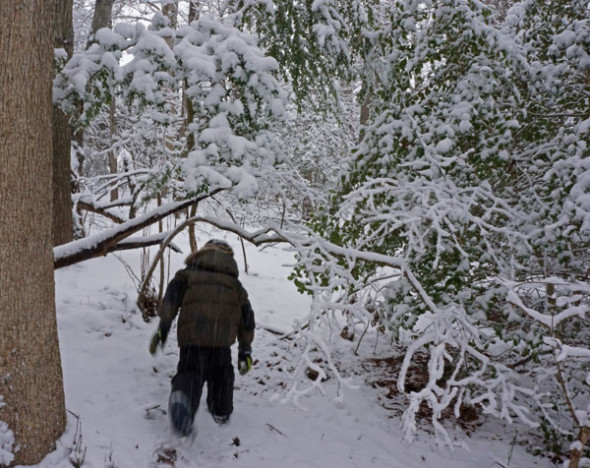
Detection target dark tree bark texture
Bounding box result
[52,0,75,246]
[0,0,67,465]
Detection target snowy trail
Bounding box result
[38,237,555,468]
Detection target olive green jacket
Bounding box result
[159,248,255,350]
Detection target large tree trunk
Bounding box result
[86,0,115,48]
[53,0,75,246]
[0,0,66,466]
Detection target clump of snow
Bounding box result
[95,27,126,49]
[226,166,259,199]
[436,138,454,154]
[113,23,136,39]
[0,400,14,468]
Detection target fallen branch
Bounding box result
[54,189,224,269]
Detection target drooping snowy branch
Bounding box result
[54,189,224,269]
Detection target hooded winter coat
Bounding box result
[158,247,255,350]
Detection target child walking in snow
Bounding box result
[149,239,255,436]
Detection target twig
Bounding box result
[353,319,371,356]
[223,207,248,274]
[137,215,202,310]
[266,423,286,437]
[528,112,587,118]
[257,323,289,336]
[112,235,182,253]
[486,462,507,468]
[507,429,518,466]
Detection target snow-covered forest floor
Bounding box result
[32,229,556,468]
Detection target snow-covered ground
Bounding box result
[29,231,555,467]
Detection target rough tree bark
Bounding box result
[0,0,67,466]
[52,0,75,246]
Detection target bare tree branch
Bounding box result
[76,199,126,224]
[112,233,182,254]
[137,215,199,310]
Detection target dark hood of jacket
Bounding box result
[184,248,239,278]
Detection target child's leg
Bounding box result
[169,347,206,435]
[205,348,234,423]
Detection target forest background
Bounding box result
[0,0,589,467]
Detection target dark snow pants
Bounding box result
[171,346,235,420]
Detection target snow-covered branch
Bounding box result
[54,189,224,269]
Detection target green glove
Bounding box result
[238,352,252,375]
[149,329,162,355]
[149,323,170,355]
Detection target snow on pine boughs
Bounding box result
[175,15,285,197]
[53,12,286,201]
[122,14,178,109]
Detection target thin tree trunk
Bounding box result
[0,0,67,465]
[188,203,198,251]
[185,87,196,153]
[53,0,75,246]
[162,0,179,153]
[189,0,200,23]
[359,90,371,143]
[109,99,119,201]
[72,0,115,181]
[158,196,166,304]
[183,1,199,154]
[162,1,179,31]
[89,0,119,202]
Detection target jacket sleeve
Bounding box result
[237,280,255,353]
[158,269,188,332]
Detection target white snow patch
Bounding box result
[0,415,14,467]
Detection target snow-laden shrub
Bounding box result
[289,0,589,463]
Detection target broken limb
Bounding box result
[53,189,224,269]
